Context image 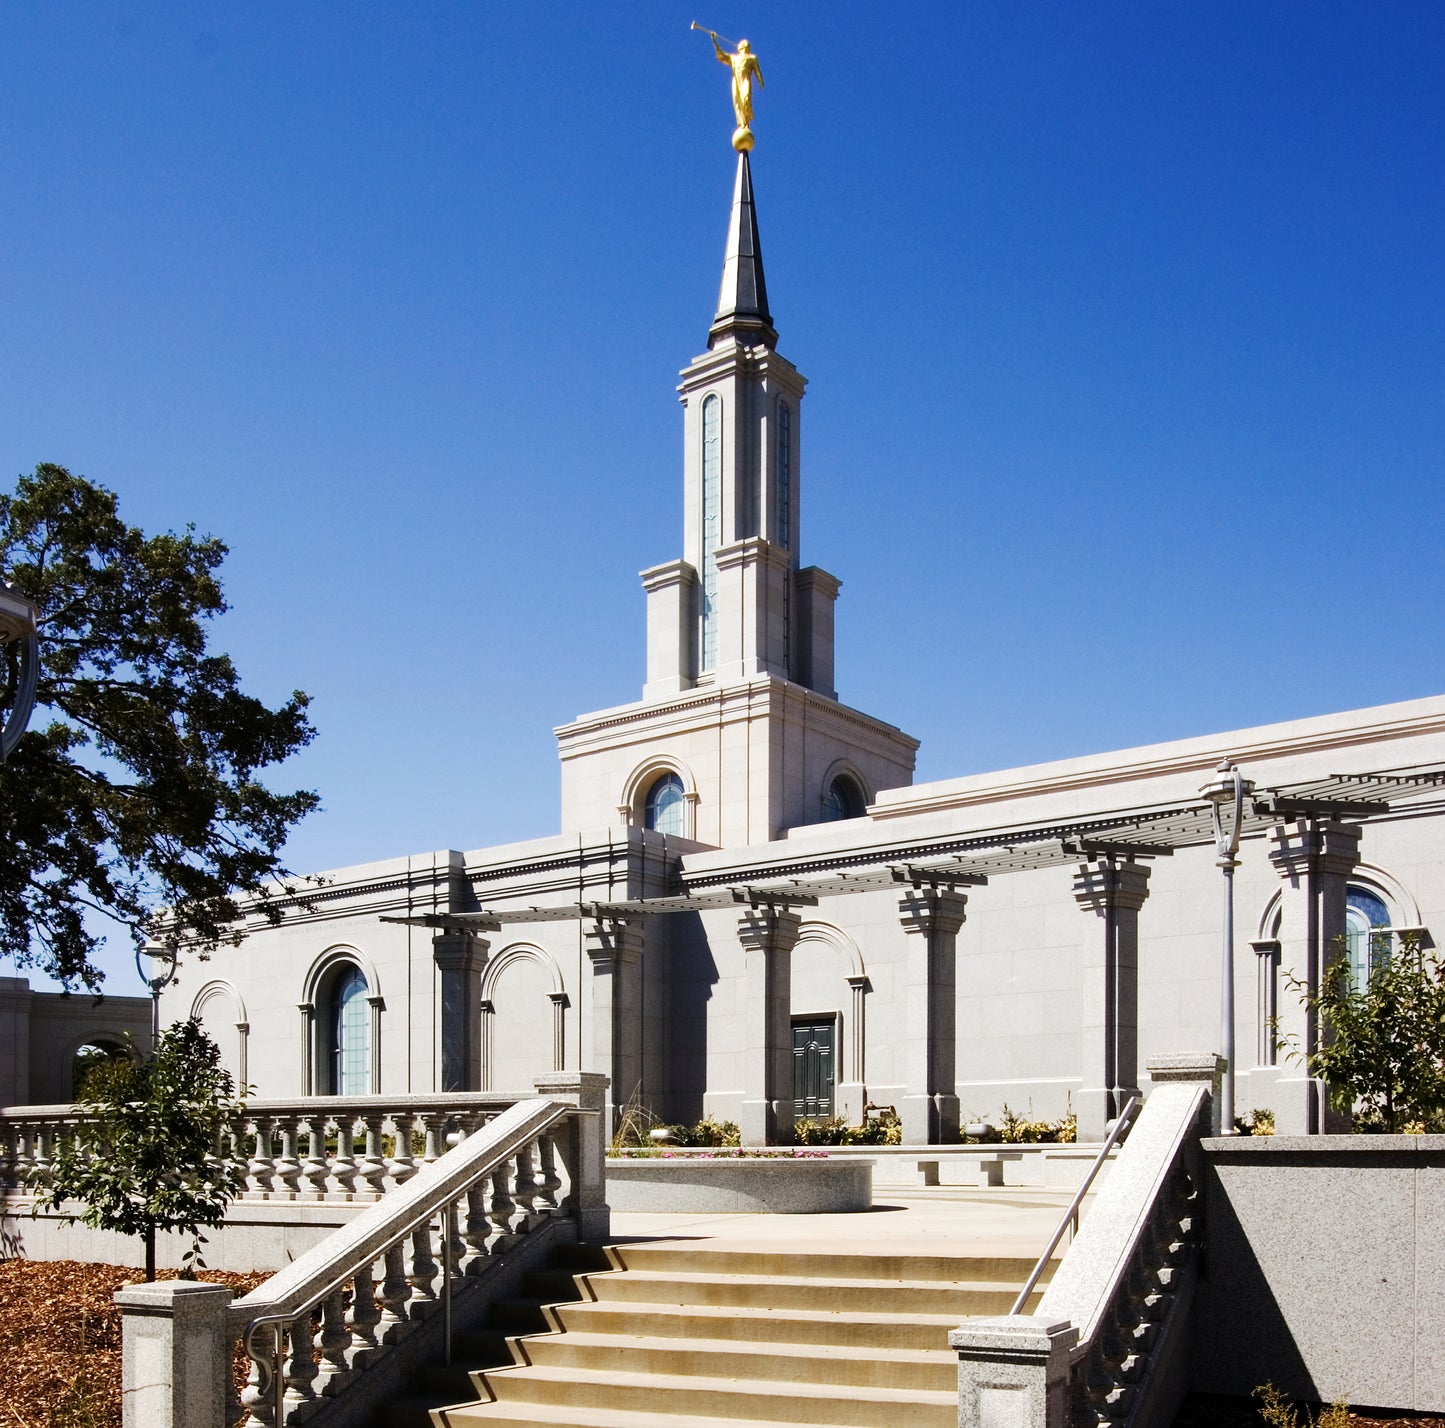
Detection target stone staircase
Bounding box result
[379,1239,1049,1427]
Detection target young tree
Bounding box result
[0,464,318,989]
[1285,937,1445,1132]
[32,1018,249,1280]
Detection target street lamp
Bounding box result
[1200,758,1255,1134]
[0,579,39,762]
[135,943,179,1049]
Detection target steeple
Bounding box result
[708,152,776,350]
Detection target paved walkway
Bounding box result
[607,1184,1084,1261]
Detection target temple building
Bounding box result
[163,150,1445,1144]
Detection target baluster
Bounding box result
[357,1114,388,1199]
[29,1125,53,1189]
[421,1113,447,1167]
[0,1123,18,1192]
[535,1130,562,1211]
[246,1117,276,1197]
[272,1115,302,1198]
[239,1324,278,1426]
[408,1222,439,1304]
[460,1181,492,1272]
[225,1356,248,1428]
[299,1115,329,1199]
[387,1113,418,1187]
[488,1163,520,1252]
[330,1114,359,1199]
[442,1196,467,1278]
[378,1242,411,1342]
[312,1287,353,1395]
[347,1261,384,1361]
[512,1142,539,1228]
[281,1314,320,1416]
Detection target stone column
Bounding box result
[738,905,803,1145]
[116,1281,232,1428]
[584,918,645,1131]
[433,933,488,1093]
[1251,938,1281,1068]
[1072,858,1151,1141]
[836,973,870,1125]
[1267,818,1361,1134]
[950,1317,1078,1428]
[897,888,969,1145]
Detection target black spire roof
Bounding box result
[708,151,776,349]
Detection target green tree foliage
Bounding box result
[31,1019,248,1280]
[1285,936,1445,1132]
[0,464,317,988]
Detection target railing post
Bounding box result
[115,1281,232,1428]
[533,1071,610,1240]
[950,1317,1078,1428]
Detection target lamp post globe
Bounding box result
[1199,759,1256,1134]
[0,579,39,763]
[136,944,179,1048]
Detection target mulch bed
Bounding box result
[0,1258,267,1428]
[1175,1394,1445,1426]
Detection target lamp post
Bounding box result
[1200,758,1255,1134]
[0,579,39,762]
[135,944,179,1050]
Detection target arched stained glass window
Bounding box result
[700,395,721,673]
[1345,886,1392,988]
[823,775,865,823]
[776,400,791,551]
[645,773,686,837]
[329,966,371,1095]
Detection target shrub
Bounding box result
[997,1105,1077,1144]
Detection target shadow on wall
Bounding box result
[665,911,718,1124]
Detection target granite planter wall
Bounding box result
[1193,1136,1445,1413]
[605,1155,873,1213]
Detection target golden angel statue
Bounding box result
[692,24,765,151]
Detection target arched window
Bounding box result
[1345,885,1392,988]
[823,775,865,823]
[644,773,686,836]
[327,965,371,1095]
[776,400,791,550]
[700,394,721,673]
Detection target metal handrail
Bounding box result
[1008,1095,1140,1315]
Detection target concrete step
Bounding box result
[509,1329,957,1392]
[578,1266,1022,1315]
[609,1244,1047,1286]
[447,1364,957,1426]
[433,1405,881,1428]
[549,1297,976,1351]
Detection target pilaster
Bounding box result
[897,888,969,1145]
[737,906,802,1144]
[1072,858,1151,1140]
[641,559,697,699]
[713,536,792,684]
[793,566,839,699]
[433,933,488,1093]
[1267,818,1361,1133]
[838,972,870,1125]
[584,918,645,1131]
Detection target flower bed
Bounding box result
[604,1153,873,1213]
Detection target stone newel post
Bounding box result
[116,1281,233,1428]
[434,932,488,1092]
[1266,817,1360,1134]
[898,887,970,1145]
[738,904,802,1144]
[1072,857,1151,1141]
[583,917,645,1131]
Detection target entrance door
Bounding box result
[792,1017,835,1121]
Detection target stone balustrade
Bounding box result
[0,1091,542,1203]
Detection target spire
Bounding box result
[709,151,776,349]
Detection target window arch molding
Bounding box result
[1255,861,1423,942]
[619,756,700,839]
[300,945,384,1096]
[479,942,570,1089]
[818,759,872,824]
[189,978,250,1092]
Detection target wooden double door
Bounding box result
[792,1016,836,1121]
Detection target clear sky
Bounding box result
[5,3,1443,994]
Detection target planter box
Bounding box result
[605,1156,873,1213]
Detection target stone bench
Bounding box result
[913,1151,1026,1187]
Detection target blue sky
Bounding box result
[4,3,1443,992]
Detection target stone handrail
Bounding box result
[950,1054,1221,1428]
[0,1090,548,1202]
[112,1072,609,1428]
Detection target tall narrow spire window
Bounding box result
[700,394,721,673]
[776,400,791,551]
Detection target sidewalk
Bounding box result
[606,1184,1084,1261]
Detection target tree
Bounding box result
[31,1018,248,1280]
[1284,936,1445,1132]
[0,464,317,989]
